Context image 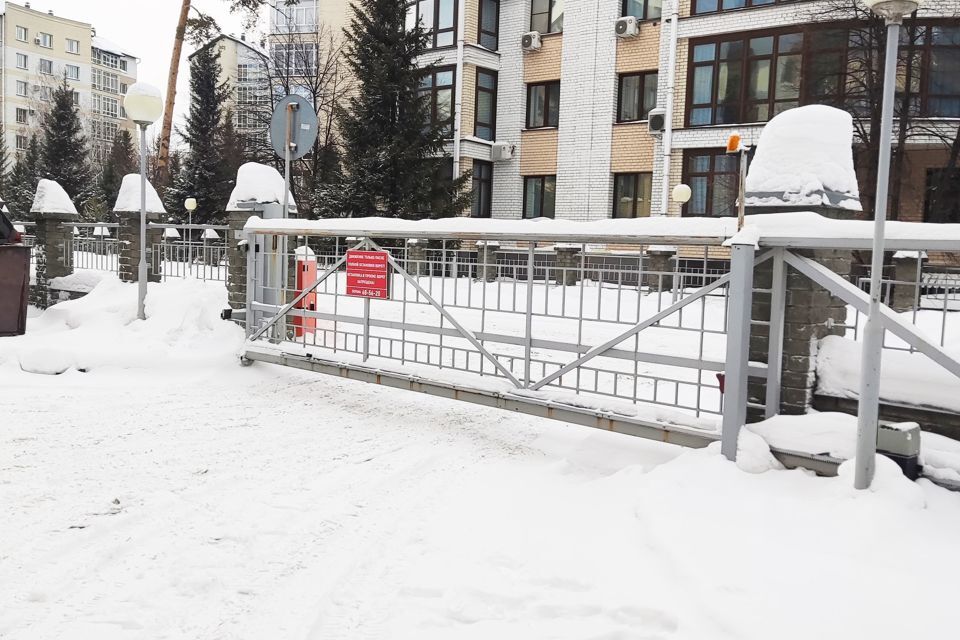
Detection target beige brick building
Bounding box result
[0,2,138,163]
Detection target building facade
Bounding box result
[188,34,269,145]
[0,2,138,162]
[409,0,959,222]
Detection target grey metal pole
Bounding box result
[137,123,148,320]
[720,241,755,461]
[854,19,901,490]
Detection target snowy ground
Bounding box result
[3,279,960,639]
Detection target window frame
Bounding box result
[66,38,80,54]
[681,148,741,218]
[16,26,27,42]
[617,71,658,122]
[15,108,28,125]
[412,0,459,49]
[530,0,563,34]
[523,175,557,218]
[474,68,498,140]
[16,135,28,151]
[478,0,500,50]
[472,160,493,218]
[526,81,561,129]
[16,80,28,97]
[621,0,663,21]
[612,173,653,218]
[419,65,457,137]
[66,64,80,81]
[38,32,53,48]
[15,53,27,69]
[39,58,53,76]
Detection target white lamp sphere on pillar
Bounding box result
[672,183,692,204]
[184,197,197,213]
[124,82,163,125]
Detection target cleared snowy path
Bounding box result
[2,279,960,639]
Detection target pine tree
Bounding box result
[166,44,230,223]
[337,0,470,219]
[100,130,137,208]
[217,109,244,204]
[39,76,93,206]
[7,135,41,219]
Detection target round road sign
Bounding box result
[270,94,319,161]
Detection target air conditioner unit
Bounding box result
[521,31,542,52]
[33,36,41,45]
[615,16,639,38]
[490,142,514,162]
[647,107,666,133]
[32,84,40,91]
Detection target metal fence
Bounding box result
[150,224,229,282]
[64,223,120,272]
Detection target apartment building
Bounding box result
[188,34,269,143]
[0,2,138,162]
[409,0,959,222]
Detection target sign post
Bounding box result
[269,94,319,217]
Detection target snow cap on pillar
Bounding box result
[114,173,166,214]
[745,105,862,211]
[226,162,297,213]
[30,179,78,215]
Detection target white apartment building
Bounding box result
[0,2,137,162]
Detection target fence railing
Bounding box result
[149,224,229,282]
[63,223,120,273]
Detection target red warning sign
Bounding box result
[346,250,391,299]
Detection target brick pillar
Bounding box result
[406,239,428,276]
[749,249,851,419]
[476,241,499,282]
[554,245,580,286]
[31,210,77,308]
[116,211,161,284]
[891,252,924,312]
[227,209,256,311]
[643,248,675,291]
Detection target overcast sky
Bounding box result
[31,0,266,143]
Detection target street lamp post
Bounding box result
[123,82,163,321]
[184,197,197,275]
[854,0,921,489]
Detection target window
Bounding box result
[66,38,80,54]
[91,119,119,142]
[273,1,318,33]
[409,0,458,48]
[16,81,28,97]
[899,25,960,118]
[120,106,127,119]
[16,135,28,151]
[39,33,53,48]
[526,81,560,128]
[475,69,497,140]
[15,108,28,124]
[925,168,960,223]
[73,91,80,105]
[120,59,128,72]
[617,72,658,121]
[39,58,53,75]
[688,31,803,126]
[16,26,27,42]
[419,67,455,136]
[66,64,80,80]
[530,0,563,33]
[682,149,740,217]
[94,49,119,69]
[40,86,52,102]
[693,0,786,15]
[478,0,499,50]
[472,161,493,218]
[120,82,128,94]
[613,173,653,218]
[622,0,662,20]
[523,176,556,218]
[93,69,119,93]
[16,53,27,69]
[271,43,317,76]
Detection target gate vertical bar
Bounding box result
[523,243,535,387]
[363,297,371,362]
[720,241,755,460]
[765,249,786,418]
[244,231,257,338]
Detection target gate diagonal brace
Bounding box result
[249,238,366,342]
[366,238,525,388]
[529,251,773,392]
